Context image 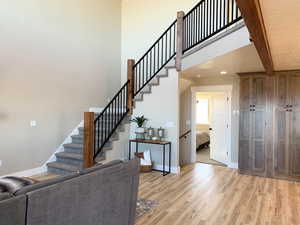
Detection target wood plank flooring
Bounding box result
[136,163,300,225]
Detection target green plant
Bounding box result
[130,115,148,128]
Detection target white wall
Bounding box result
[121,0,200,83]
[0,0,122,175]
[130,68,180,173]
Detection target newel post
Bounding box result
[83,112,95,168]
[176,11,185,71]
[127,59,135,115]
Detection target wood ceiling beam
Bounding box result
[236,0,274,75]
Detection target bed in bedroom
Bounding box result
[196,131,210,150]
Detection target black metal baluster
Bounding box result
[154,45,156,76]
[231,0,234,22]
[194,8,197,45]
[142,60,144,89]
[227,0,230,24]
[165,32,168,62]
[174,24,176,54]
[201,3,204,40]
[150,50,152,79]
[169,29,171,58]
[216,0,218,31]
[212,0,215,33]
[161,37,163,68]
[197,5,200,43]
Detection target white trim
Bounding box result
[1,166,47,178]
[89,107,103,113]
[191,85,234,166]
[228,162,238,169]
[153,164,181,174]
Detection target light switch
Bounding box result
[30,120,37,127]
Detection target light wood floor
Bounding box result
[136,163,300,225]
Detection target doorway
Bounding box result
[191,85,232,166]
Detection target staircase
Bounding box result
[47,0,242,175]
[47,67,175,175]
[47,114,129,175]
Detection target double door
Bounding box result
[239,75,268,176]
[274,73,300,179]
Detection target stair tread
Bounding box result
[64,142,113,150]
[47,162,80,172]
[64,143,83,148]
[56,152,83,160]
[71,134,118,141]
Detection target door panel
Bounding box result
[274,74,289,177]
[274,110,288,176]
[252,77,266,108]
[239,140,251,170]
[277,74,288,108]
[254,141,265,170]
[239,110,250,139]
[252,110,265,172]
[252,77,266,174]
[239,77,252,171]
[210,93,229,165]
[290,110,300,177]
[240,78,251,109]
[289,75,300,177]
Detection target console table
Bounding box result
[128,139,171,176]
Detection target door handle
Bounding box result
[209,128,213,131]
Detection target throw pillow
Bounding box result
[0,176,37,194]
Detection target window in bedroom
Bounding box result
[196,99,209,124]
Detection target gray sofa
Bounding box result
[0,159,140,225]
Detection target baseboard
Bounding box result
[228,162,238,169]
[153,164,181,174]
[1,166,47,178]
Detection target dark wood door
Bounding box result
[274,74,289,177]
[252,77,267,175]
[239,77,252,171]
[289,74,300,178]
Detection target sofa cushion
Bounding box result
[0,193,12,201]
[0,176,36,194]
[0,195,27,225]
[15,172,79,196]
[79,160,123,175]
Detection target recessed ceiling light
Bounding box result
[220,71,227,75]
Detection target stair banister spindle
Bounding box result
[176,11,185,71]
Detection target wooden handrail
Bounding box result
[180,130,191,139]
[83,112,95,168]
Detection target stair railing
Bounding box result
[133,20,177,96]
[83,0,242,168]
[183,0,242,53]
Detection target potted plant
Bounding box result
[130,115,148,139]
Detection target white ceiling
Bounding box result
[259,0,300,71]
[181,44,264,79]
